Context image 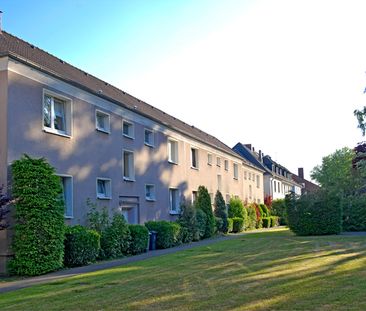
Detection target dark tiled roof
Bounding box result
[232,143,269,174]
[0,31,243,160]
[292,174,320,193]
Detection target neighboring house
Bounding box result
[292,168,320,195]
[0,31,265,273]
[233,143,303,200]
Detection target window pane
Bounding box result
[43,95,52,128]
[124,152,130,177]
[97,180,106,196]
[54,98,66,131]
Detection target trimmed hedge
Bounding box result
[196,186,215,238]
[271,199,288,225]
[228,198,246,219]
[196,208,207,240]
[145,221,182,249]
[214,190,228,233]
[262,217,271,228]
[232,217,244,233]
[64,225,100,267]
[286,191,342,236]
[177,202,199,242]
[270,216,279,227]
[215,217,224,233]
[128,224,149,255]
[343,194,366,231]
[9,155,65,276]
[227,218,234,233]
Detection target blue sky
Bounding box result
[1,0,365,180]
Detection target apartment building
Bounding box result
[0,31,264,273]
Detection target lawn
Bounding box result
[0,229,365,311]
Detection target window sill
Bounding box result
[233,177,238,180]
[169,211,180,215]
[43,128,72,138]
[96,128,110,134]
[168,160,178,165]
[190,166,199,170]
[146,198,156,202]
[97,195,111,200]
[123,134,134,140]
[207,163,212,166]
[144,142,155,148]
[123,177,135,182]
[64,215,74,219]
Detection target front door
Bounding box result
[119,196,139,224]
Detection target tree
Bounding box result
[195,185,215,238]
[0,186,10,230]
[311,147,362,197]
[214,190,228,233]
[354,107,366,136]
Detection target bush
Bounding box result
[128,225,149,255]
[196,208,207,240]
[270,216,279,227]
[343,194,366,231]
[262,217,271,228]
[145,221,182,249]
[177,201,199,242]
[9,155,65,276]
[64,225,100,267]
[195,186,215,238]
[86,199,109,233]
[228,198,246,219]
[245,206,257,230]
[215,217,224,233]
[227,218,234,233]
[286,191,342,236]
[100,214,130,259]
[260,204,270,217]
[252,203,263,229]
[214,191,228,233]
[0,185,10,230]
[232,217,244,233]
[271,199,288,225]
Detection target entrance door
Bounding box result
[119,196,139,224]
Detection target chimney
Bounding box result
[259,150,263,162]
[0,11,3,33]
[298,167,304,179]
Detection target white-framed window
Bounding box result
[249,185,252,200]
[209,192,214,203]
[43,90,72,137]
[207,153,213,166]
[58,174,73,218]
[226,194,231,204]
[168,139,178,164]
[191,148,199,169]
[274,180,277,192]
[192,191,198,204]
[256,175,260,188]
[217,157,221,167]
[233,163,239,180]
[96,178,112,199]
[122,120,134,139]
[224,160,229,171]
[217,174,222,192]
[123,150,135,181]
[244,170,247,180]
[144,129,154,147]
[145,184,156,201]
[169,188,180,214]
[95,109,110,134]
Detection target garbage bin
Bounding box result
[149,230,157,251]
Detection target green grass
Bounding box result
[0,229,365,310]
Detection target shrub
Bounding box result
[227,218,234,233]
[86,199,110,233]
[215,217,224,233]
[252,203,263,229]
[0,185,10,230]
[128,225,149,255]
[195,186,215,238]
[228,198,246,219]
[100,214,130,259]
[64,225,100,267]
[245,205,257,230]
[260,204,270,217]
[270,216,279,227]
[177,201,199,242]
[271,199,288,225]
[286,191,342,236]
[342,194,366,231]
[145,221,182,249]
[196,208,207,240]
[9,155,65,276]
[262,217,271,228]
[214,190,228,233]
[232,217,244,233]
